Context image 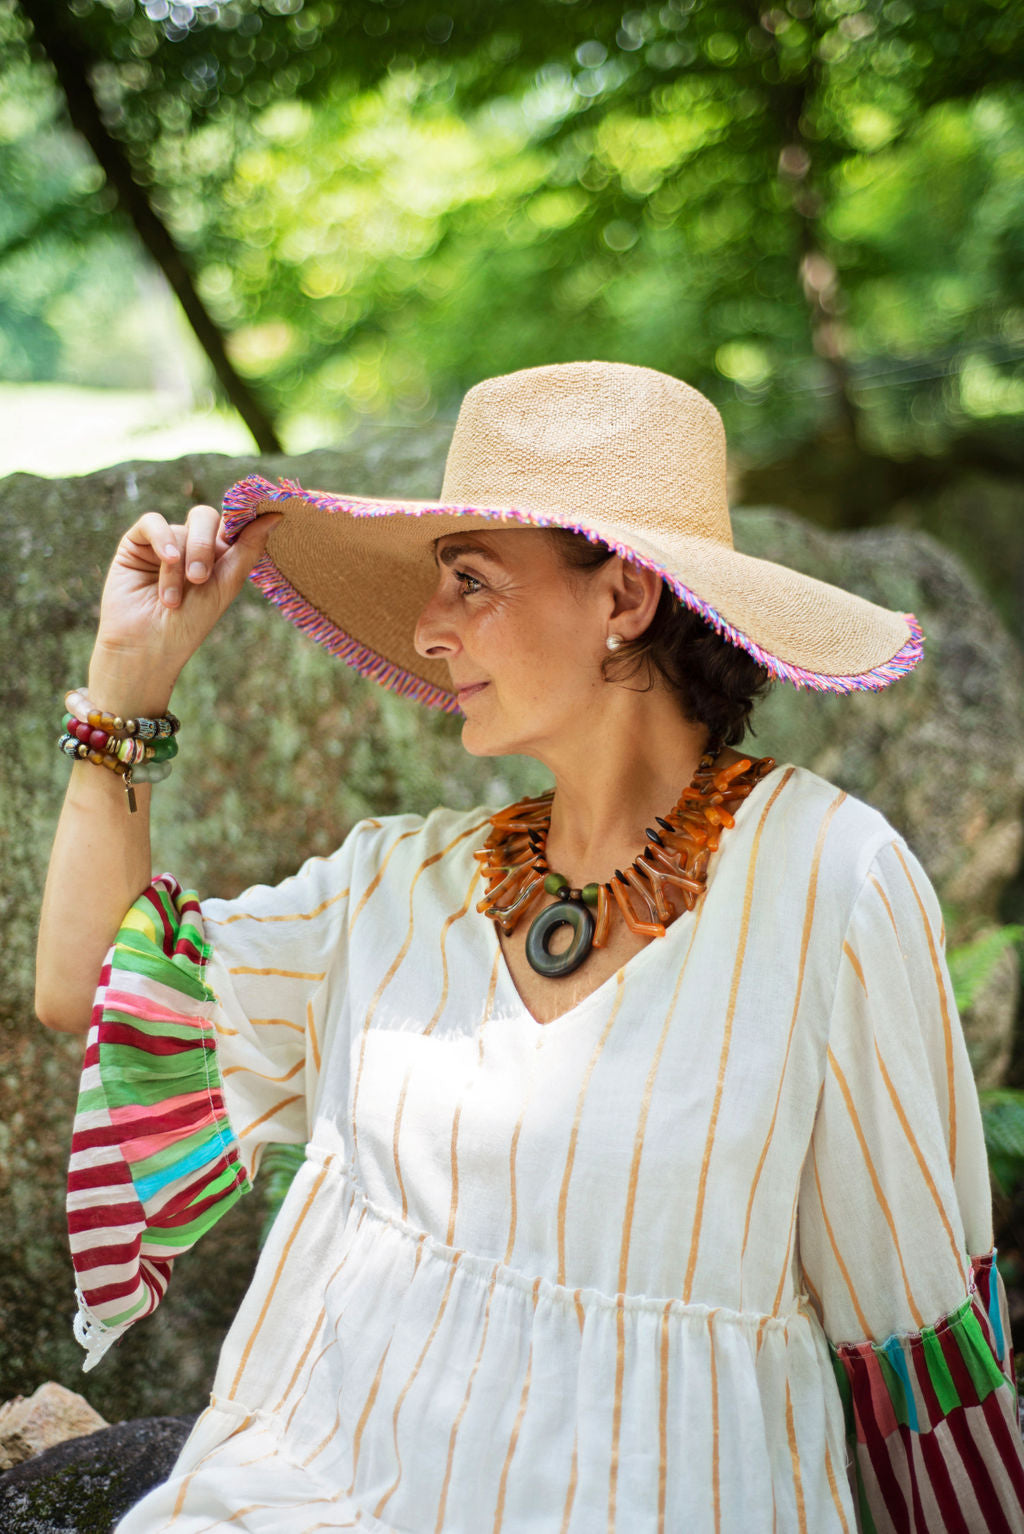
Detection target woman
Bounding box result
[37,362,1024,1532]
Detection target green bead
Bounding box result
[150,737,178,762]
[581,883,600,908]
[544,871,569,896]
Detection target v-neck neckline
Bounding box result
[487,891,697,1029]
[480,763,787,1029]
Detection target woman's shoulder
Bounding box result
[753,760,910,890]
[200,804,493,947]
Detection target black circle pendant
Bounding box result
[525,899,596,978]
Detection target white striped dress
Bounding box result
[67,765,1024,1532]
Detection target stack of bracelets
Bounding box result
[58,688,180,814]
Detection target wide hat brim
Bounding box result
[221,475,923,713]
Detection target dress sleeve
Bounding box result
[798,838,1024,1531]
[66,840,354,1370]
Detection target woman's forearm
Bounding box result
[34,506,280,1036]
[34,652,176,1034]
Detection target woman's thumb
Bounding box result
[218,512,283,596]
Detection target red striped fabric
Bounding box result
[831,1255,1024,1532]
[67,876,252,1370]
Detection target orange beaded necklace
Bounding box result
[474,749,776,977]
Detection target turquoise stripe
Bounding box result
[132,1122,236,1203]
[881,1334,919,1432]
[987,1272,1007,1369]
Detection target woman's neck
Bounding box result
[537,687,716,889]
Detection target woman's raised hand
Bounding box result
[91,503,281,707]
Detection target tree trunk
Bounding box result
[750,2,862,447]
[17,0,283,454]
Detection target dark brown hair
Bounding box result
[548,528,771,747]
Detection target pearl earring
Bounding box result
[606,634,625,652]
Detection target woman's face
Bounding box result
[413,529,610,760]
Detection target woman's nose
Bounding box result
[413,589,458,661]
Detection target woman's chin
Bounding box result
[459,719,506,759]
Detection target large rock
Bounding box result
[0,1415,194,1533]
[2,430,1022,1422]
[0,1384,107,1471]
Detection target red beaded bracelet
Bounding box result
[64,688,180,742]
[58,689,182,813]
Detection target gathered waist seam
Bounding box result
[306,1142,815,1335]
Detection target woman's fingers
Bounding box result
[119,511,179,569]
[182,503,222,586]
[110,504,282,627]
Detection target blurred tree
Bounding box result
[2,0,1022,486]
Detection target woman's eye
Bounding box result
[455,570,483,595]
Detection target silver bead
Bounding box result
[606,634,625,651]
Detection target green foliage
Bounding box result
[3,0,1023,459]
[946,923,1024,1197]
[948,924,1024,1014]
[257,1142,306,1247]
[979,1092,1024,1199]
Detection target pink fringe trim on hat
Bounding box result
[222,475,925,711]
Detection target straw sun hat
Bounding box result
[221,361,922,712]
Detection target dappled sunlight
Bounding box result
[0,383,255,477]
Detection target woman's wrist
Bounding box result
[87,641,180,718]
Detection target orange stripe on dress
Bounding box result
[393,860,483,1222]
[556,973,626,1286]
[683,770,794,1303]
[306,999,321,1074]
[227,1157,332,1399]
[448,946,502,1245]
[271,1251,351,1414]
[283,1205,368,1435]
[222,1058,304,1084]
[709,1309,721,1534]
[301,1242,395,1467]
[842,940,868,994]
[236,1095,303,1141]
[351,820,490,1166]
[248,1015,304,1033]
[228,965,325,980]
[657,1300,673,1534]
[373,1252,465,1518]
[492,1277,542,1534]
[434,1267,500,1533]
[811,1144,872,1338]
[892,843,958,1176]
[824,1437,852,1533]
[784,1375,809,1534]
[346,1236,427,1493]
[609,1299,626,1533]
[740,784,844,1277]
[771,1184,801,1317]
[349,824,430,930]
[206,886,350,925]
[872,1036,965,1277]
[617,899,707,1296]
[827,1045,925,1328]
[505,1033,545,1265]
[560,1429,580,1534]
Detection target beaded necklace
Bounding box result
[474,749,776,978]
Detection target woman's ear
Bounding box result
[606,558,663,641]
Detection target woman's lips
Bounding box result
[456,682,489,702]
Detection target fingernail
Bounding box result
[163,588,180,607]
[188,561,206,579]
[164,543,179,559]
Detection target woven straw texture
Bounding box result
[221,362,922,710]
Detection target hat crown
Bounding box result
[439,361,732,546]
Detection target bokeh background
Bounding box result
[2,0,1024,1425]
